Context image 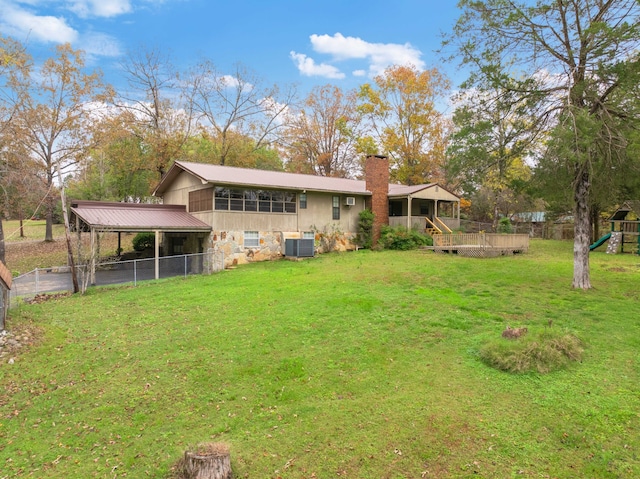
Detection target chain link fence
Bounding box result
[10,249,224,301]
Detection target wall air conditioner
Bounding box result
[344,196,356,206]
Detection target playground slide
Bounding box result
[590,232,611,251]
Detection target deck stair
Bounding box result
[425,217,442,236]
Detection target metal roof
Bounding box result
[70,200,212,232]
[154,161,371,196]
[387,183,459,199]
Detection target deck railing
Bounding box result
[433,233,530,251]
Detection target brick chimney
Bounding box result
[364,154,389,245]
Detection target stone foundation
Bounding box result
[209,230,358,267]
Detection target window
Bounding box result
[189,188,213,212]
[299,192,307,209]
[302,231,315,240]
[244,231,259,248]
[332,196,340,220]
[213,187,297,214]
[214,187,229,210]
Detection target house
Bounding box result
[152,155,461,265]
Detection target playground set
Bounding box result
[590,201,640,255]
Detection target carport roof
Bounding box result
[70,200,212,233]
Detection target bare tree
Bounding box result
[117,46,194,177]
[186,61,296,166]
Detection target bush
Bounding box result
[357,209,375,249]
[379,225,432,250]
[498,217,513,233]
[132,232,155,251]
[479,329,583,374]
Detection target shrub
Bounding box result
[498,217,513,233]
[379,225,432,250]
[479,329,583,374]
[132,232,155,251]
[357,209,375,249]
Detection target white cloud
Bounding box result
[0,0,79,43]
[80,31,122,57]
[67,0,132,18]
[293,32,425,80]
[290,51,345,79]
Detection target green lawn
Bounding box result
[1,240,639,478]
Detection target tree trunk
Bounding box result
[572,168,591,289]
[0,218,5,264]
[182,449,232,479]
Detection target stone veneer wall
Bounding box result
[209,230,358,267]
[364,155,390,245]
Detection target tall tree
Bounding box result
[186,61,295,166]
[118,47,193,178]
[448,0,640,289]
[358,64,451,185]
[0,35,31,261]
[282,84,363,178]
[8,43,113,241]
[447,86,538,230]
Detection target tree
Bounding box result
[7,43,113,241]
[117,47,193,178]
[0,35,30,261]
[186,61,296,166]
[447,86,538,230]
[358,64,451,185]
[282,84,363,178]
[448,0,640,289]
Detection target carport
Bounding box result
[69,200,212,284]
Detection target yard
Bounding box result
[1,240,639,478]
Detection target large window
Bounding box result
[189,188,213,212]
[244,231,259,248]
[332,196,340,220]
[215,187,296,213]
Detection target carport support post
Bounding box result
[90,228,96,285]
[155,230,160,280]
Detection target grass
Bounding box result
[1,240,640,478]
[2,219,66,243]
[3,220,133,276]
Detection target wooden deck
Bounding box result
[432,233,530,257]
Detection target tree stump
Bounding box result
[182,442,232,479]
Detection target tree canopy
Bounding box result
[448,0,640,289]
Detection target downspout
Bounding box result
[407,195,412,229]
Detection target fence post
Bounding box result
[35,267,39,295]
[184,255,188,278]
[134,260,137,286]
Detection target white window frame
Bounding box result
[244,231,260,248]
[302,231,315,240]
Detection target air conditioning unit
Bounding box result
[344,196,356,206]
[285,239,315,258]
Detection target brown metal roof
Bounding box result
[70,200,212,232]
[153,161,371,196]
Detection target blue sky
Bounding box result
[0,0,465,98]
